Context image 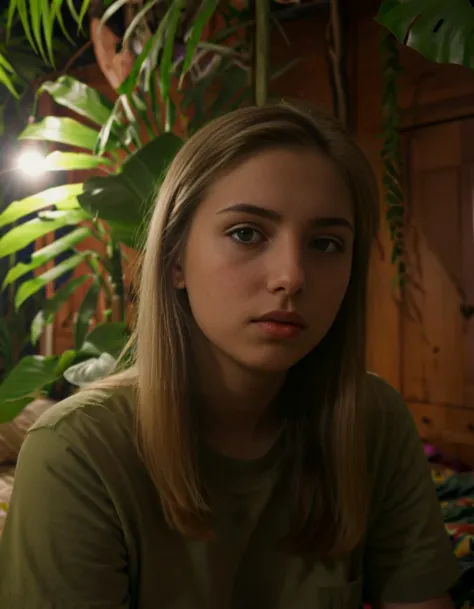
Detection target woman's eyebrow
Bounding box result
[217,203,353,231]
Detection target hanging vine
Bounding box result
[380,32,406,286]
[380,32,426,331]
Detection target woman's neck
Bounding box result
[194,347,287,460]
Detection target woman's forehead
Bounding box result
[197,148,354,223]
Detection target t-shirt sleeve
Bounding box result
[364,377,461,604]
[0,426,130,608]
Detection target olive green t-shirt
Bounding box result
[0,374,460,608]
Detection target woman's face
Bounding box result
[176,147,354,373]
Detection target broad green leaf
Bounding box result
[0,355,59,422]
[0,396,33,423]
[79,133,183,247]
[19,116,99,150]
[64,353,116,387]
[75,281,100,350]
[3,226,91,290]
[38,76,114,126]
[83,322,128,359]
[0,183,84,228]
[15,252,87,310]
[44,151,114,171]
[0,209,89,258]
[180,0,220,86]
[376,0,474,69]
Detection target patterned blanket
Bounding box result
[432,466,474,608]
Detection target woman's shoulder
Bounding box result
[365,371,408,419]
[364,371,422,473]
[28,381,137,446]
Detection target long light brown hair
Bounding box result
[100,103,380,557]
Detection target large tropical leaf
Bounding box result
[376,0,474,69]
[36,77,125,152]
[19,116,99,150]
[37,77,114,126]
[0,183,83,228]
[82,322,128,359]
[15,252,87,310]
[0,209,89,257]
[44,151,114,171]
[2,226,91,289]
[0,355,59,423]
[79,132,183,247]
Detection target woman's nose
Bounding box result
[266,238,306,296]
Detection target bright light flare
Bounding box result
[16,149,47,178]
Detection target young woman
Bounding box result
[0,104,459,608]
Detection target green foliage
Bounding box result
[0,0,271,423]
[83,322,128,359]
[0,319,129,421]
[377,0,474,70]
[377,0,474,286]
[79,132,183,247]
[0,355,60,422]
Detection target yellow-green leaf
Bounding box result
[0,183,83,228]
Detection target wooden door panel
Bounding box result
[461,164,474,409]
[402,164,465,406]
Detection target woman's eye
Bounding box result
[312,237,343,253]
[229,227,263,245]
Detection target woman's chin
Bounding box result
[237,348,308,374]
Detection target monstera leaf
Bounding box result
[377,0,474,69]
[79,132,183,247]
